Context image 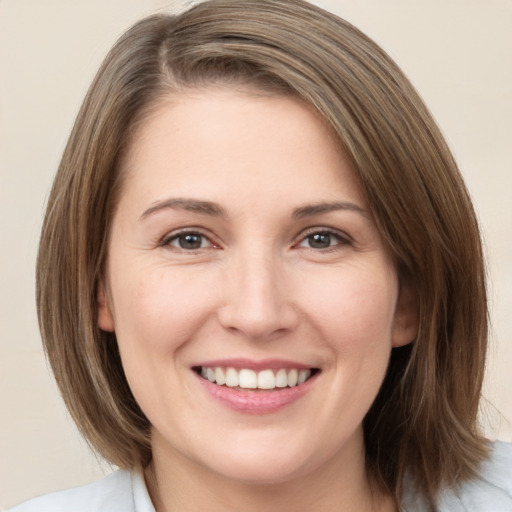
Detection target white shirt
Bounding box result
[9,442,512,511]
[401,441,512,511]
[8,469,154,512]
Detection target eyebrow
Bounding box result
[140,198,367,220]
[292,201,368,218]
[141,198,226,219]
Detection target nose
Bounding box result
[217,250,299,341]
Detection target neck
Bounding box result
[144,433,397,512]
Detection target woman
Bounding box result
[10,0,511,510]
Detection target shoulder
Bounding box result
[480,441,512,494]
[438,440,512,512]
[8,469,154,512]
[402,441,512,512]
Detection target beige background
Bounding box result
[1,0,511,508]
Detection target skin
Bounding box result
[98,87,418,511]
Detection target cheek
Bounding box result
[108,265,220,415]
[109,264,218,357]
[301,265,398,350]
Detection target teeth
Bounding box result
[287,368,298,387]
[214,367,226,386]
[225,367,239,387]
[298,369,311,385]
[239,369,257,389]
[275,368,288,388]
[199,366,314,389]
[258,369,276,389]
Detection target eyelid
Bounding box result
[294,226,352,248]
[160,227,220,249]
[158,225,351,251]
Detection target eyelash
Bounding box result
[161,229,216,251]
[160,227,351,252]
[295,228,351,251]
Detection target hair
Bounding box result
[36,0,488,507]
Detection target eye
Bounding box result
[297,230,349,250]
[164,231,213,250]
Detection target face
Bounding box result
[98,88,417,485]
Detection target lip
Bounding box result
[193,358,313,371]
[193,360,319,415]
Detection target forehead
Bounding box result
[118,87,365,212]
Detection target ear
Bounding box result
[392,282,419,347]
[97,280,115,332]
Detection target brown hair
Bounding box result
[36,0,488,506]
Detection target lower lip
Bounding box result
[195,372,317,414]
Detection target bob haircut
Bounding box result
[37,0,488,505]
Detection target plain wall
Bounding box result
[1,0,511,508]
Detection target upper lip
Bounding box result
[192,358,316,371]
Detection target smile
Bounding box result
[195,366,317,390]
[192,359,320,414]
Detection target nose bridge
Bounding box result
[239,246,279,310]
[219,241,297,340]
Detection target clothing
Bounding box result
[8,470,154,512]
[9,442,512,511]
[401,441,512,511]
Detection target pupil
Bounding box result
[309,233,331,248]
[179,234,202,249]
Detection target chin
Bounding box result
[198,441,317,486]
[214,460,308,486]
